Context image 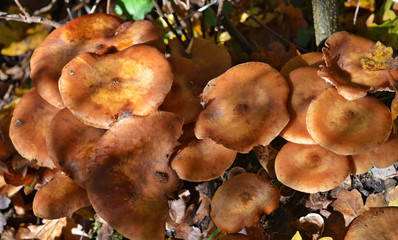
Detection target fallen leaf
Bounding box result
[16,218,67,240]
[331,189,364,226]
[364,193,388,210]
[360,41,398,71]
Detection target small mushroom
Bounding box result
[344,207,398,239]
[59,45,173,129]
[318,31,398,100]
[210,173,280,233]
[195,62,290,153]
[9,88,59,168]
[306,88,392,155]
[86,111,183,240]
[46,108,105,187]
[33,172,90,219]
[280,52,324,78]
[275,142,350,193]
[280,67,331,144]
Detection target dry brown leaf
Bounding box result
[364,193,388,210]
[331,189,364,226]
[16,218,67,240]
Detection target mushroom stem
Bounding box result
[312,0,338,47]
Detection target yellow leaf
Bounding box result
[319,237,333,240]
[291,231,302,240]
[360,41,398,71]
[388,199,398,206]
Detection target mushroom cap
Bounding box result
[195,62,290,153]
[0,111,15,161]
[86,111,183,240]
[171,137,237,182]
[318,31,398,101]
[306,88,392,155]
[33,173,90,219]
[211,173,280,233]
[352,131,398,174]
[30,13,123,108]
[160,56,202,124]
[344,207,398,239]
[280,52,324,78]
[280,67,331,144]
[59,45,173,129]
[275,143,350,193]
[46,108,105,187]
[221,233,250,240]
[9,88,59,168]
[186,37,232,96]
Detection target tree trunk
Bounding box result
[312,0,338,47]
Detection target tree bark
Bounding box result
[312,0,338,47]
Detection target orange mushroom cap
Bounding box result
[195,62,290,153]
[280,67,331,144]
[33,173,90,219]
[30,13,123,108]
[171,137,237,182]
[306,88,392,155]
[0,111,16,161]
[46,108,105,187]
[211,173,280,233]
[280,52,324,78]
[275,142,350,193]
[59,45,173,129]
[86,111,183,240]
[9,88,59,168]
[318,31,398,100]
[344,207,398,239]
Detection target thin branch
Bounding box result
[65,0,73,19]
[79,0,92,13]
[33,0,57,15]
[14,0,30,19]
[214,0,224,43]
[165,0,190,41]
[228,0,308,53]
[106,0,111,14]
[353,0,361,26]
[0,12,61,28]
[90,0,102,13]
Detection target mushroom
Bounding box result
[30,13,123,108]
[86,111,183,240]
[0,110,15,161]
[280,52,324,78]
[46,108,105,187]
[280,67,331,144]
[211,173,280,233]
[306,88,392,155]
[33,172,90,219]
[195,62,290,153]
[318,31,398,100]
[59,44,173,129]
[344,207,398,239]
[171,137,237,182]
[275,142,350,193]
[9,88,59,168]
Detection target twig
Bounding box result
[227,0,308,53]
[33,0,57,15]
[79,0,92,13]
[14,0,29,19]
[214,0,224,43]
[353,0,361,26]
[90,0,102,13]
[65,0,73,19]
[164,0,190,41]
[106,0,111,14]
[0,12,61,28]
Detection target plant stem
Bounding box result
[311,0,338,47]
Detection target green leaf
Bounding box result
[368,17,398,52]
[115,0,154,21]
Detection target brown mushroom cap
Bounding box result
[0,111,16,161]
[280,67,331,144]
[306,88,392,155]
[59,45,173,129]
[186,37,232,96]
[171,137,237,182]
[195,62,290,153]
[221,233,250,240]
[46,108,105,187]
[30,13,123,108]
[211,173,280,233]
[275,142,350,193]
[9,88,59,168]
[33,173,90,219]
[352,131,398,174]
[280,52,324,78]
[344,207,398,239]
[318,31,398,101]
[86,111,183,240]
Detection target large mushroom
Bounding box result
[86,111,183,240]
[195,62,290,153]
[59,45,173,129]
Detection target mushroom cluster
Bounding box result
[5,13,398,239]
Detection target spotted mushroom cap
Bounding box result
[86,111,183,240]
[306,88,392,155]
[195,62,290,153]
[275,142,350,193]
[59,45,173,129]
[211,173,280,233]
